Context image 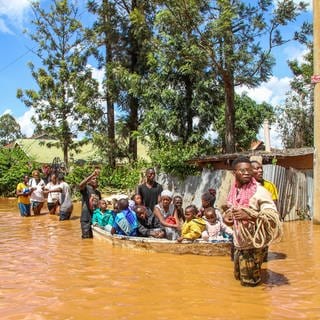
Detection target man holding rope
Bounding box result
[223,157,282,287]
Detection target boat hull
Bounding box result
[92,226,232,256]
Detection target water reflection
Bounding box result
[1,198,320,319]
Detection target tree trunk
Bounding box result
[103,0,116,168]
[224,74,236,153]
[127,0,139,161]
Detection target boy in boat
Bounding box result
[137,168,163,211]
[201,207,233,242]
[135,205,165,238]
[92,199,114,232]
[111,198,139,236]
[223,157,282,287]
[177,205,206,243]
[173,195,185,223]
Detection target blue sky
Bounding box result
[0,0,313,146]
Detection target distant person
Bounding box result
[201,207,233,242]
[92,199,115,232]
[137,168,163,211]
[29,170,46,216]
[153,190,180,240]
[135,205,165,238]
[16,175,31,217]
[223,157,282,287]
[173,195,185,223]
[111,198,138,236]
[46,173,73,220]
[56,173,73,221]
[79,169,101,238]
[177,205,206,242]
[45,173,61,215]
[251,160,279,207]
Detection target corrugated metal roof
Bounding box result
[14,138,101,164]
[13,138,150,164]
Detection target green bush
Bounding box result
[66,160,149,197]
[0,147,36,196]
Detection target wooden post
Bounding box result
[313,0,320,224]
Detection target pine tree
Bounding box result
[17,0,102,168]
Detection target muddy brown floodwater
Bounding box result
[0,198,320,319]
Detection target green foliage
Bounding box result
[276,22,313,148]
[153,0,307,152]
[0,114,24,146]
[66,160,148,196]
[146,138,201,178]
[17,0,103,167]
[213,93,275,151]
[0,147,35,196]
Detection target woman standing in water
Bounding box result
[16,175,31,217]
[29,170,46,216]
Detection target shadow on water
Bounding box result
[267,251,287,261]
[261,268,290,287]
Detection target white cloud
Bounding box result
[1,108,12,116]
[0,18,14,34]
[236,76,291,106]
[283,45,310,65]
[0,0,31,33]
[17,108,35,137]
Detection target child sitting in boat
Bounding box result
[111,198,139,236]
[177,205,206,243]
[92,199,115,232]
[202,207,233,242]
[135,205,165,238]
[173,195,185,223]
[131,193,143,208]
[153,190,180,240]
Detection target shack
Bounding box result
[158,148,313,222]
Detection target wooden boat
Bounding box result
[92,225,232,256]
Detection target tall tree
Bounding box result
[158,0,307,153]
[87,0,120,168]
[88,0,154,162]
[140,2,223,149]
[17,0,102,168]
[0,114,24,146]
[277,22,313,148]
[113,0,155,161]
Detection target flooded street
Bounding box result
[1,198,320,319]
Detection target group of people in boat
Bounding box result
[78,158,282,287]
[78,167,232,243]
[16,157,282,287]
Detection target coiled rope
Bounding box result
[237,208,283,248]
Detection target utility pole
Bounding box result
[313,0,320,224]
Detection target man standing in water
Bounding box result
[251,160,280,262]
[137,168,163,211]
[79,169,101,238]
[224,157,282,287]
[250,160,279,208]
